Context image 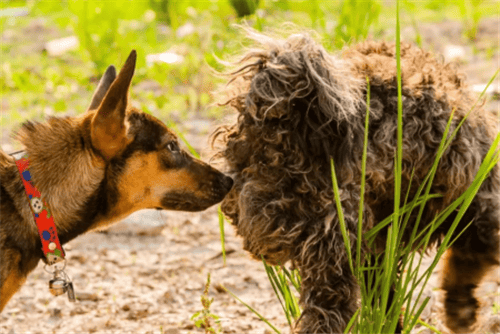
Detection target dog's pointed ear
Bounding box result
[91,50,136,159]
[88,65,117,111]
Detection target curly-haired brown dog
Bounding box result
[212,32,500,333]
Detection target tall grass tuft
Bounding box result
[218,212,301,333]
[262,259,302,328]
[222,283,282,333]
[333,1,500,333]
[222,261,302,333]
[307,0,326,31]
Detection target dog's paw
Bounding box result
[444,291,479,333]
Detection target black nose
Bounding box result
[223,175,234,191]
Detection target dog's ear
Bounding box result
[91,50,136,159]
[88,65,117,111]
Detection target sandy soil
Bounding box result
[1,208,290,334]
[1,207,499,334]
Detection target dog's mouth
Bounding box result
[160,195,221,212]
[157,176,233,212]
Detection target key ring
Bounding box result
[44,258,67,274]
[44,259,76,301]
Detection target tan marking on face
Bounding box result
[106,151,200,222]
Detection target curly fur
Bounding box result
[212,31,500,334]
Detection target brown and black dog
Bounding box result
[0,50,233,312]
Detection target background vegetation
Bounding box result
[1,1,499,333]
[1,0,498,144]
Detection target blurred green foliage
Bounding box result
[1,0,498,136]
[458,0,484,41]
[68,0,150,73]
[334,0,381,48]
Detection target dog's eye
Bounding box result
[166,142,179,152]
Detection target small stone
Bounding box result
[76,292,99,302]
[146,52,184,66]
[0,7,29,17]
[472,83,499,96]
[176,22,195,38]
[443,44,467,61]
[44,36,79,57]
[70,305,90,316]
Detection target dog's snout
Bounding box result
[223,175,234,191]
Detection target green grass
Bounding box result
[222,284,282,333]
[458,0,486,41]
[333,0,381,48]
[3,1,499,331]
[335,3,499,333]
[218,207,226,266]
[261,258,302,328]
[492,302,500,315]
[191,273,223,333]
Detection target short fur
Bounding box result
[0,51,233,312]
[212,32,499,333]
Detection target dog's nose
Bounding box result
[223,175,234,191]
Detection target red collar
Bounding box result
[14,154,66,265]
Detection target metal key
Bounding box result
[66,281,76,302]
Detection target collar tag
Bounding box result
[14,154,65,265]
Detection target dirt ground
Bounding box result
[1,206,499,334]
[2,16,500,334]
[1,207,292,334]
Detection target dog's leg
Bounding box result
[0,250,27,312]
[441,247,497,333]
[296,261,359,334]
[441,178,500,333]
[293,199,360,334]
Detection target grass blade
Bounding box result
[222,285,281,334]
[356,77,370,277]
[218,206,226,266]
[166,120,200,159]
[262,260,290,326]
[330,157,354,273]
[344,309,360,334]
